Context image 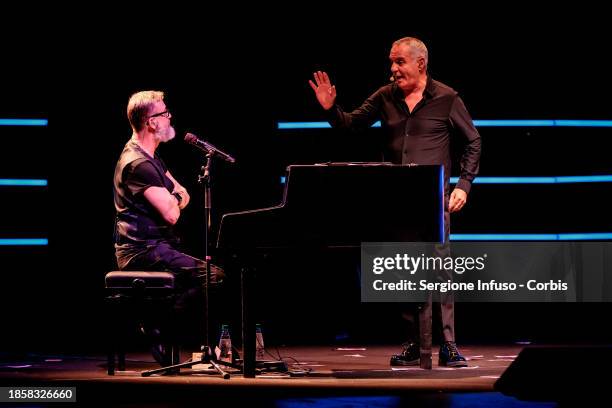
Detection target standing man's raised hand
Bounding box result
[309,71,337,110]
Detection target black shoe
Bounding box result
[139,324,170,367]
[390,342,420,366]
[438,341,468,367]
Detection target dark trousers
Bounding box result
[116,240,225,345]
[404,208,455,344]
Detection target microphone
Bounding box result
[184,133,236,164]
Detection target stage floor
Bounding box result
[1,344,557,406]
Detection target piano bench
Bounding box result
[104,271,179,375]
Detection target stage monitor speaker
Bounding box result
[495,345,612,402]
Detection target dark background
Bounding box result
[2,9,611,354]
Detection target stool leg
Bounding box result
[107,351,115,375]
[106,297,117,375]
[171,344,180,365]
[118,305,128,371]
[162,343,180,374]
[118,350,126,371]
[107,295,128,373]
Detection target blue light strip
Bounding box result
[439,165,445,243]
[555,120,612,127]
[451,234,558,241]
[473,119,554,127]
[277,122,331,129]
[449,176,612,184]
[555,175,612,183]
[0,179,48,186]
[0,119,48,126]
[277,119,612,129]
[558,233,612,240]
[451,233,612,241]
[452,177,555,184]
[277,121,382,129]
[284,175,612,185]
[0,238,48,246]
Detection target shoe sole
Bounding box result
[390,359,420,366]
[438,359,468,367]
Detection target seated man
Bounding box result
[113,90,223,365]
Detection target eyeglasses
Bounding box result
[148,110,171,119]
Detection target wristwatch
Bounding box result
[173,192,182,205]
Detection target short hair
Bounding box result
[392,37,428,69]
[127,90,165,132]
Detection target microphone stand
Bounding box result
[142,150,241,379]
[201,151,213,355]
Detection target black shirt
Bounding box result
[113,139,177,245]
[328,76,481,194]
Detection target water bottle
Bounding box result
[218,324,232,363]
[255,323,265,361]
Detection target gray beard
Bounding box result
[155,125,176,143]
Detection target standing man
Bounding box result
[309,37,481,366]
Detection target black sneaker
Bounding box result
[139,324,170,366]
[438,341,468,367]
[390,342,420,366]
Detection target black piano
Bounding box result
[217,163,444,376]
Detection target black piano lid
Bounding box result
[217,164,444,250]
